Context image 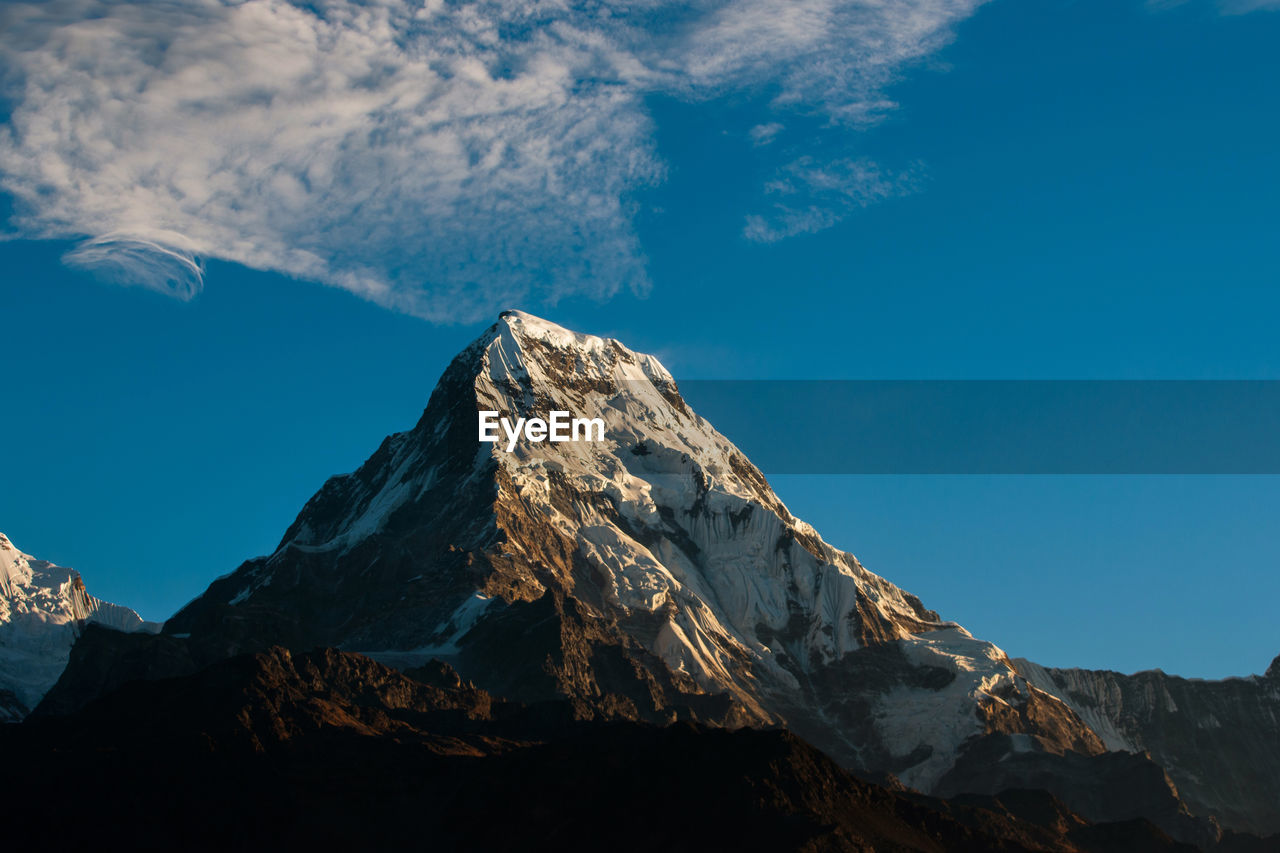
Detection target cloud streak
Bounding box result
[743,157,922,243]
[1218,0,1280,12]
[1148,0,1280,13]
[0,0,985,321]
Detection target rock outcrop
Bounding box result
[1017,658,1280,836]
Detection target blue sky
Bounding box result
[3,0,1279,677]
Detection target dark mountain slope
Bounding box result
[6,646,1205,853]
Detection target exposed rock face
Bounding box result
[0,532,157,720]
[7,647,1201,853]
[1017,658,1280,836]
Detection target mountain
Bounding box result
[37,311,1273,843]
[1016,658,1280,837]
[159,312,1105,778]
[0,531,157,720]
[5,645,1202,853]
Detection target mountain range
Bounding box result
[5,311,1277,850]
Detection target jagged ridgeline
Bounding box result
[26,311,1280,845]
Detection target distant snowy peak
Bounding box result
[0,532,146,628]
[0,532,157,720]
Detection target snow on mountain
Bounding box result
[162,310,1107,795]
[0,532,158,720]
[461,311,1062,789]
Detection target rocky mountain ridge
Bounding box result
[1016,658,1280,837]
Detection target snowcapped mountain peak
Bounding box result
[497,310,603,349]
[478,310,674,393]
[0,533,157,720]
[167,310,1109,793]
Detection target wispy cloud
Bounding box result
[748,123,785,147]
[1218,0,1280,13]
[64,232,205,300]
[743,157,922,243]
[1147,0,1280,13]
[0,0,985,321]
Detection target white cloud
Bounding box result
[743,157,921,243]
[0,0,985,321]
[749,123,785,147]
[64,231,204,299]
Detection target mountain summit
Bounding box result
[161,311,1099,787]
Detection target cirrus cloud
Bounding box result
[0,0,985,321]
